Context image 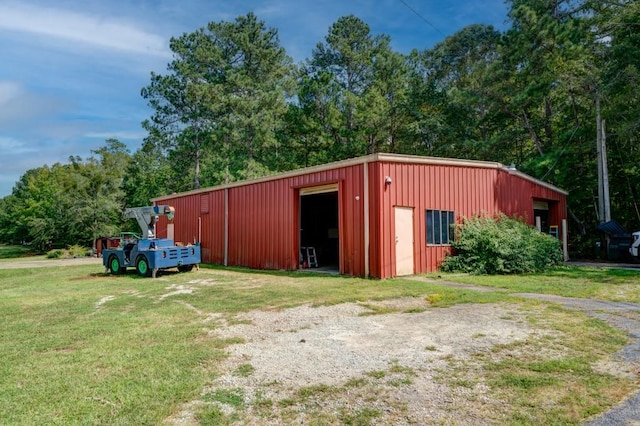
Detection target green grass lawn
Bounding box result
[430,265,640,302]
[0,262,638,424]
[0,244,40,260]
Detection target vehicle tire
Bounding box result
[178,264,194,273]
[136,255,152,277]
[109,255,125,275]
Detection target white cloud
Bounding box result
[0,2,171,58]
[0,81,21,106]
[0,80,64,128]
[0,136,34,154]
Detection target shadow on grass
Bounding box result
[96,268,201,280]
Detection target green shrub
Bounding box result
[440,214,563,274]
[67,244,90,258]
[46,249,65,259]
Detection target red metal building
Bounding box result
[152,154,568,279]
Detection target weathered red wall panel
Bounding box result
[495,170,567,227]
[155,190,225,264]
[172,164,364,275]
[156,194,201,245]
[372,162,499,278]
[227,180,297,270]
[367,161,381,278]
[203,191,225,264]
[369,161,567,279]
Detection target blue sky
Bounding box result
[0,0,509,197]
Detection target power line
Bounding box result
[397,0,446,38]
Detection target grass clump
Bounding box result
[203,388,245,408]
[233,364,255,377]
[440,214,563,274]
[46,249,65,259]
[45,245,91,259]
[67,244,91,258]
[433,265,640,302]
[339,407,382,425]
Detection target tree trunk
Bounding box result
[544,98,553,142]
[569,208,586,235]
[522,111,544,155]
[193,135,200,190]
[224,133,230,185]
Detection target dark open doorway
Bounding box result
[300,191,339,272]
[533,209,549,233]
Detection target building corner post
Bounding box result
[224,188,229,267]
[363,161,370,278]
[562,219,569,261]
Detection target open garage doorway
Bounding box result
[533,200,550,234]
[300,186,339,273]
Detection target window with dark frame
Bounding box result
[426,210,455,245]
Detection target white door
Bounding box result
[167,223,174,241]
[394,207,414,276]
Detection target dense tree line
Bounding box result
[1,0,639,256]
[0,139,129,250]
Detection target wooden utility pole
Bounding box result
[601,119,611,222]
[596,93,604,223]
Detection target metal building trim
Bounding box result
[299,183,339,196]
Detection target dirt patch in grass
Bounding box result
[166,300,566,424]
[69,273,105,281]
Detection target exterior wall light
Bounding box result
[385,176,392,185]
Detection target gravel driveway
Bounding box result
[165,277,640,425]
[513,293,640,426]
[169,298,539,424]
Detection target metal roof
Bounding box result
[596,220,630,236]
[152,153,568,202]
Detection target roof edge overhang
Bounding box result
[152,153,567,202]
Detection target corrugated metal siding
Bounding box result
[370,162,567,279]
[156,195,201,245]
[202,191,225,264]
[227,180,297,270]
[495,170,567,226]
[158,164,365,275]
[373,162,499,278]
[367,161,381,278]
[157,155,566,279]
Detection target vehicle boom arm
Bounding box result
[123,205,175,239]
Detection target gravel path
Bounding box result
[512,293,640,425]
[160,275,640,425]
[415,277,640,425]
[184,299,539,425]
